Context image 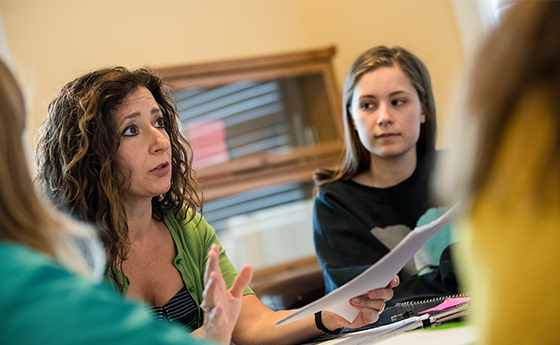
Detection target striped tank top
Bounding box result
[151,285,199,331]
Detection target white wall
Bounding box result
[0,7,10,67]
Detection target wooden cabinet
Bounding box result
[152,46,343,202]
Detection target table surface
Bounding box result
[374,325,477,345]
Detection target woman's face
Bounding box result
[114,87,172,204]
[350,65,425,161]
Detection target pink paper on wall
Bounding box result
[185,121,229,169]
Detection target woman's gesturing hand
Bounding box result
[200,244,253,344]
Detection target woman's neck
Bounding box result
[353,151,418,188]
[121,197,157,243]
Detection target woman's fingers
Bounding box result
[229,264,253,298]
[203,302,232,345]
[204,244,220,284]
[203,245,228,309]
[200,244,250,344]
[202,271,220,308]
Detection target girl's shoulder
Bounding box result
[316,178,373,204]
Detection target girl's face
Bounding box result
[350,65,425,161]
[114,87,172,204]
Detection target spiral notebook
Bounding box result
[299,294,472,345]
[384,293,472,324]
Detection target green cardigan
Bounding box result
[108,208,254,328]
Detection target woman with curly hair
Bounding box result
[0,57,229,345]
[35,66,398,344]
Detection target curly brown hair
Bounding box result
[35,66,202,291]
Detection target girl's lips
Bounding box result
[376,133,398,138]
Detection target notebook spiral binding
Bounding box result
[394,292,471,307]
[391,292,471,317]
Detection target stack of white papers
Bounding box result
[302,315,429,345]
[276,205,457,325]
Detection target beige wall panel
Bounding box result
[297,0,466,139]
[0,0,465,148]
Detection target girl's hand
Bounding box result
[321,275,400,331]
[200,244,253,344]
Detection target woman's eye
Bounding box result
[122,125,138,136]
[392,99,406,106]
[155,117,165,128]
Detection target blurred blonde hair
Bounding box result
[436,1,560,207]
[0,59,102,279]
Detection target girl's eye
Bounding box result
[155,117,165,128]
[122,125,139,137]
[360,102,374,110]
[392,99,406,106]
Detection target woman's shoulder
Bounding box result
[163,207,213,238]
[163,206,202,226]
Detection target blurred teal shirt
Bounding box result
[0,241,213,345]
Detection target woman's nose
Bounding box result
[150,128,170,153]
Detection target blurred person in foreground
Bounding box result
[436,1,560,344]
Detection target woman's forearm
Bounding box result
[232,295,323,345]
[232,279,396,345]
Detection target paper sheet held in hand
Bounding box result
[275,205,457,326]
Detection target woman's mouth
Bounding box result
[151,162,170,175]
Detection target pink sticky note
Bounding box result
[418,297,472,314]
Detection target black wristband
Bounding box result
[314,311,343,334]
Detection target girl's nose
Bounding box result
[377,103,394,126]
